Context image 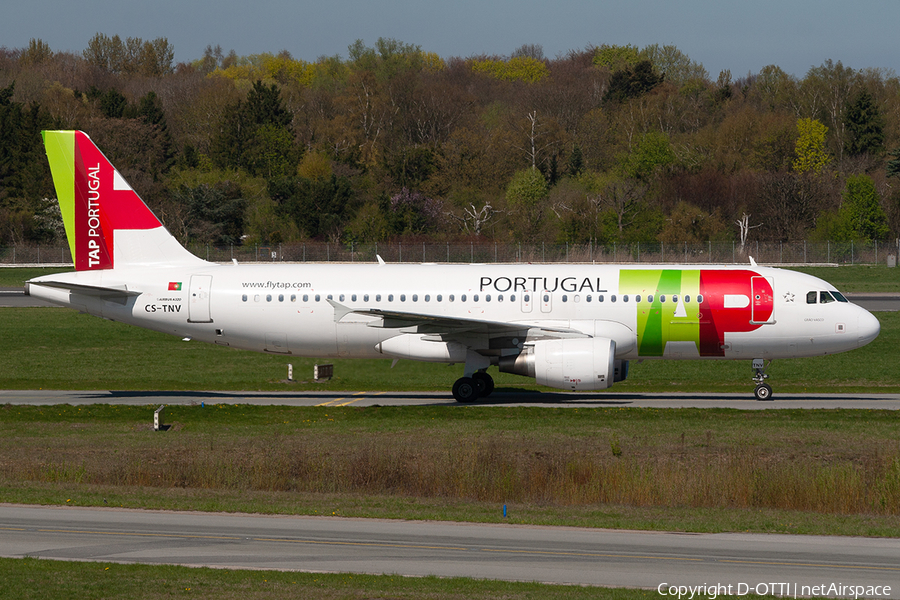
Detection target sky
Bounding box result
[4,0,900,79]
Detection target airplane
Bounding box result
[26,130,881,402]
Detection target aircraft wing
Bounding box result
[328,299,589,340]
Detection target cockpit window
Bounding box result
[806,291,817,304]
[820,291,836,304]
[832,291,849,302]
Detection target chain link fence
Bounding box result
[2,240,898,266]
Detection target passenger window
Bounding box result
[327,294,333,300]
[485,294,490,302]
[820,291,835,304]
[611,295,617,303]
[648,294,653,303]
[697,294,704,303]
[807,291,817,304]
[278,294,284,302]
[291,294,296,302]
[623,295,629,302]
[388,294,394,302]
[586,295,591,302]
[660,295,665,302]
[461,294,467,302]
[523,294,530,302]
[352,294,357,302]
[599,295,604,302]
[684,295,690,303]
[574,295,580,303]
[437,294,442,302]
[412,294,418,302]
[339,294,345,302]
[543,294,550,303]
[242,294,248,302]
[498,295,503,302]
[315,294,320,302]
[635,295,641,303]
[424,295,430,302]
[449,294,455,302]
[303,294,309,302]
[254,294,261,302]
[400,294,406,302]
[363,294,369,302]
[375,294,381,302]
[672,294,678,303]
[562,295,568,303]
[266,295,273,302]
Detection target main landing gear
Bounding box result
[452,370,494,403]
[752,358,773,401]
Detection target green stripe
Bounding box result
[42,131,76,261]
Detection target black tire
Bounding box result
[472,371,495,397]
[452,377,478,403]
[754,383,773,401]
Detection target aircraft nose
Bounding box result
[857,309,880,348]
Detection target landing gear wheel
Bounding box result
[751,359,773,401]
[754,383,773,401]
[472,371,495,398]
[452,377,479,403]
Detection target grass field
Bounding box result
[2,404,900,537]
[0,557,655,600]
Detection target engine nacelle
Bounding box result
[499,337,617,391]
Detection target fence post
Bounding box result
[447,242,450,263]
[851,240,854,265]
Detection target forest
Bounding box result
[1,35,899,251]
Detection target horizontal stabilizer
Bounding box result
[28,280,141,300]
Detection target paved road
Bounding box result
[2,389,900,409]
[1,505,897,593]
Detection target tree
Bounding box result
[887,147,900,179]
[169,182,246,245]
[792,118,830,174]
[210,80,297,176]
[640,44,708,88]
[618,131,675,181]
[844,90,885,156]
[388,188,443,234]
[505,168,550,241]
[603,60,663,104]
[839,174,889,241]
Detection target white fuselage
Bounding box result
[28,262,880,362]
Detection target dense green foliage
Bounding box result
[2,38,900,248]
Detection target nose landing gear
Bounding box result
[752,358,773,401]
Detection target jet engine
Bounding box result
[499,337,618,391]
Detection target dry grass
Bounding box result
[3,406,900,519]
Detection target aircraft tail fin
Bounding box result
[42,130,205,271]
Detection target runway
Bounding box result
[2,388,900,409]
[1,505,897,593]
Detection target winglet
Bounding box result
[376,255,386,266]
[749,256,758,267]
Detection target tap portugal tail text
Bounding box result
[28,130,881,401]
